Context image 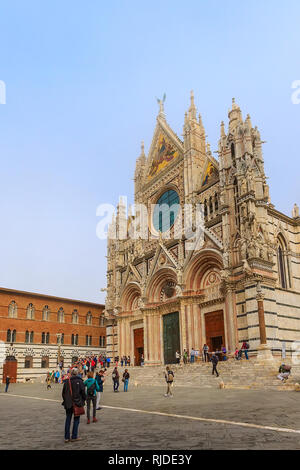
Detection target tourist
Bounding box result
[46,372,52,390]
[241,341,250,360]
[164,366,174,397]
[141,354,144,366]
[277,363,291,383]
[84,371,100,424]
[203,344,209,362]
[106,357,111,368]
[121,357,124,367]
[123,369,130,392]
[190,347,195,364]
[112,366,120,392]
[62,368,86,443]
[234,347,241,360]
[211,352,219,377]
[183,349,188,364]
[176,350,181,364]
[95,370,105,410]
[221,345,227,361]
[127,356,131,366]
[5,375,10,393]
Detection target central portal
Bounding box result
[133,328,144,366]
[205,310,225,352]
[163,312,180,365]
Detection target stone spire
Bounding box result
[228,97,243,132]
[188,90,197,121]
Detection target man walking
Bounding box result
[211,353,219,377]
[164,367,174,397]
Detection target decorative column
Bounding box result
[256,282,274,363]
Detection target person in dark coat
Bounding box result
[5,376,10,393]
[62,368,86,443]
[112,367,119,392]
[211,353,219,377]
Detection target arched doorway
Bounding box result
[3,356,17,383]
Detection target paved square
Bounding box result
[1,380,300,450]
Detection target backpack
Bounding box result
[245,343,250,350]
[283,365,291,372]
[87,381,96,397]
[167,371,174,382]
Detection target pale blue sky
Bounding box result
[0,0,299,303]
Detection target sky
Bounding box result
[0,0,299,304]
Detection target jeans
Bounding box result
[65,408,80,440]
[242,349,249,360]
[204,352,209,362]
[212,364,219,376]
[86,396,97,420]
[124,379,129,392]
[113,380,119,391]
[5,384,9,392]
[190,355,195,363]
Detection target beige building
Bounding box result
[104,93,300,366]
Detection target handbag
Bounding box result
[69,378,85,417]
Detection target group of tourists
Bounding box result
[61,362,132,442]
[177,342,251,365]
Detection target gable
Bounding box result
[146,119,184,181]
[202,160,219,187]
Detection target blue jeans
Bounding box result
[190,355,195,363]
[243,350,249,360]
[113,380,119,391]
[5,384,9,392]
[124,379,129,392]
[65,409,80,440]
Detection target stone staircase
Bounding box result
[106,360,300,391]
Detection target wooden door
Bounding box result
[3,358,17,383]
[134,328,144,366]
[205,310,225,353]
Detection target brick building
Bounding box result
[0,287,105,382]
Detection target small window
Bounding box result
[57,308,64,323]
[72,310,79,324]
[43,306,50,321]
[25,356,33,368]
[6,329,11,342]
[8,301,17,318]
[26,303,35,320]
[41,356,49,368]
[86,312,92,325]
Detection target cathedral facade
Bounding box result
[104,93,300,366]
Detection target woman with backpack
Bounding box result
[84,372,100,424]
[241,341,250,360]
[122,369,130,392]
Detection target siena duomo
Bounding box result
[104,92,300,366]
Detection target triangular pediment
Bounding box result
[201,157,219,187]
[146,117,184,181]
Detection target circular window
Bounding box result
[153,189,180,233]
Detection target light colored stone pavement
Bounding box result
[1,381,300,450]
